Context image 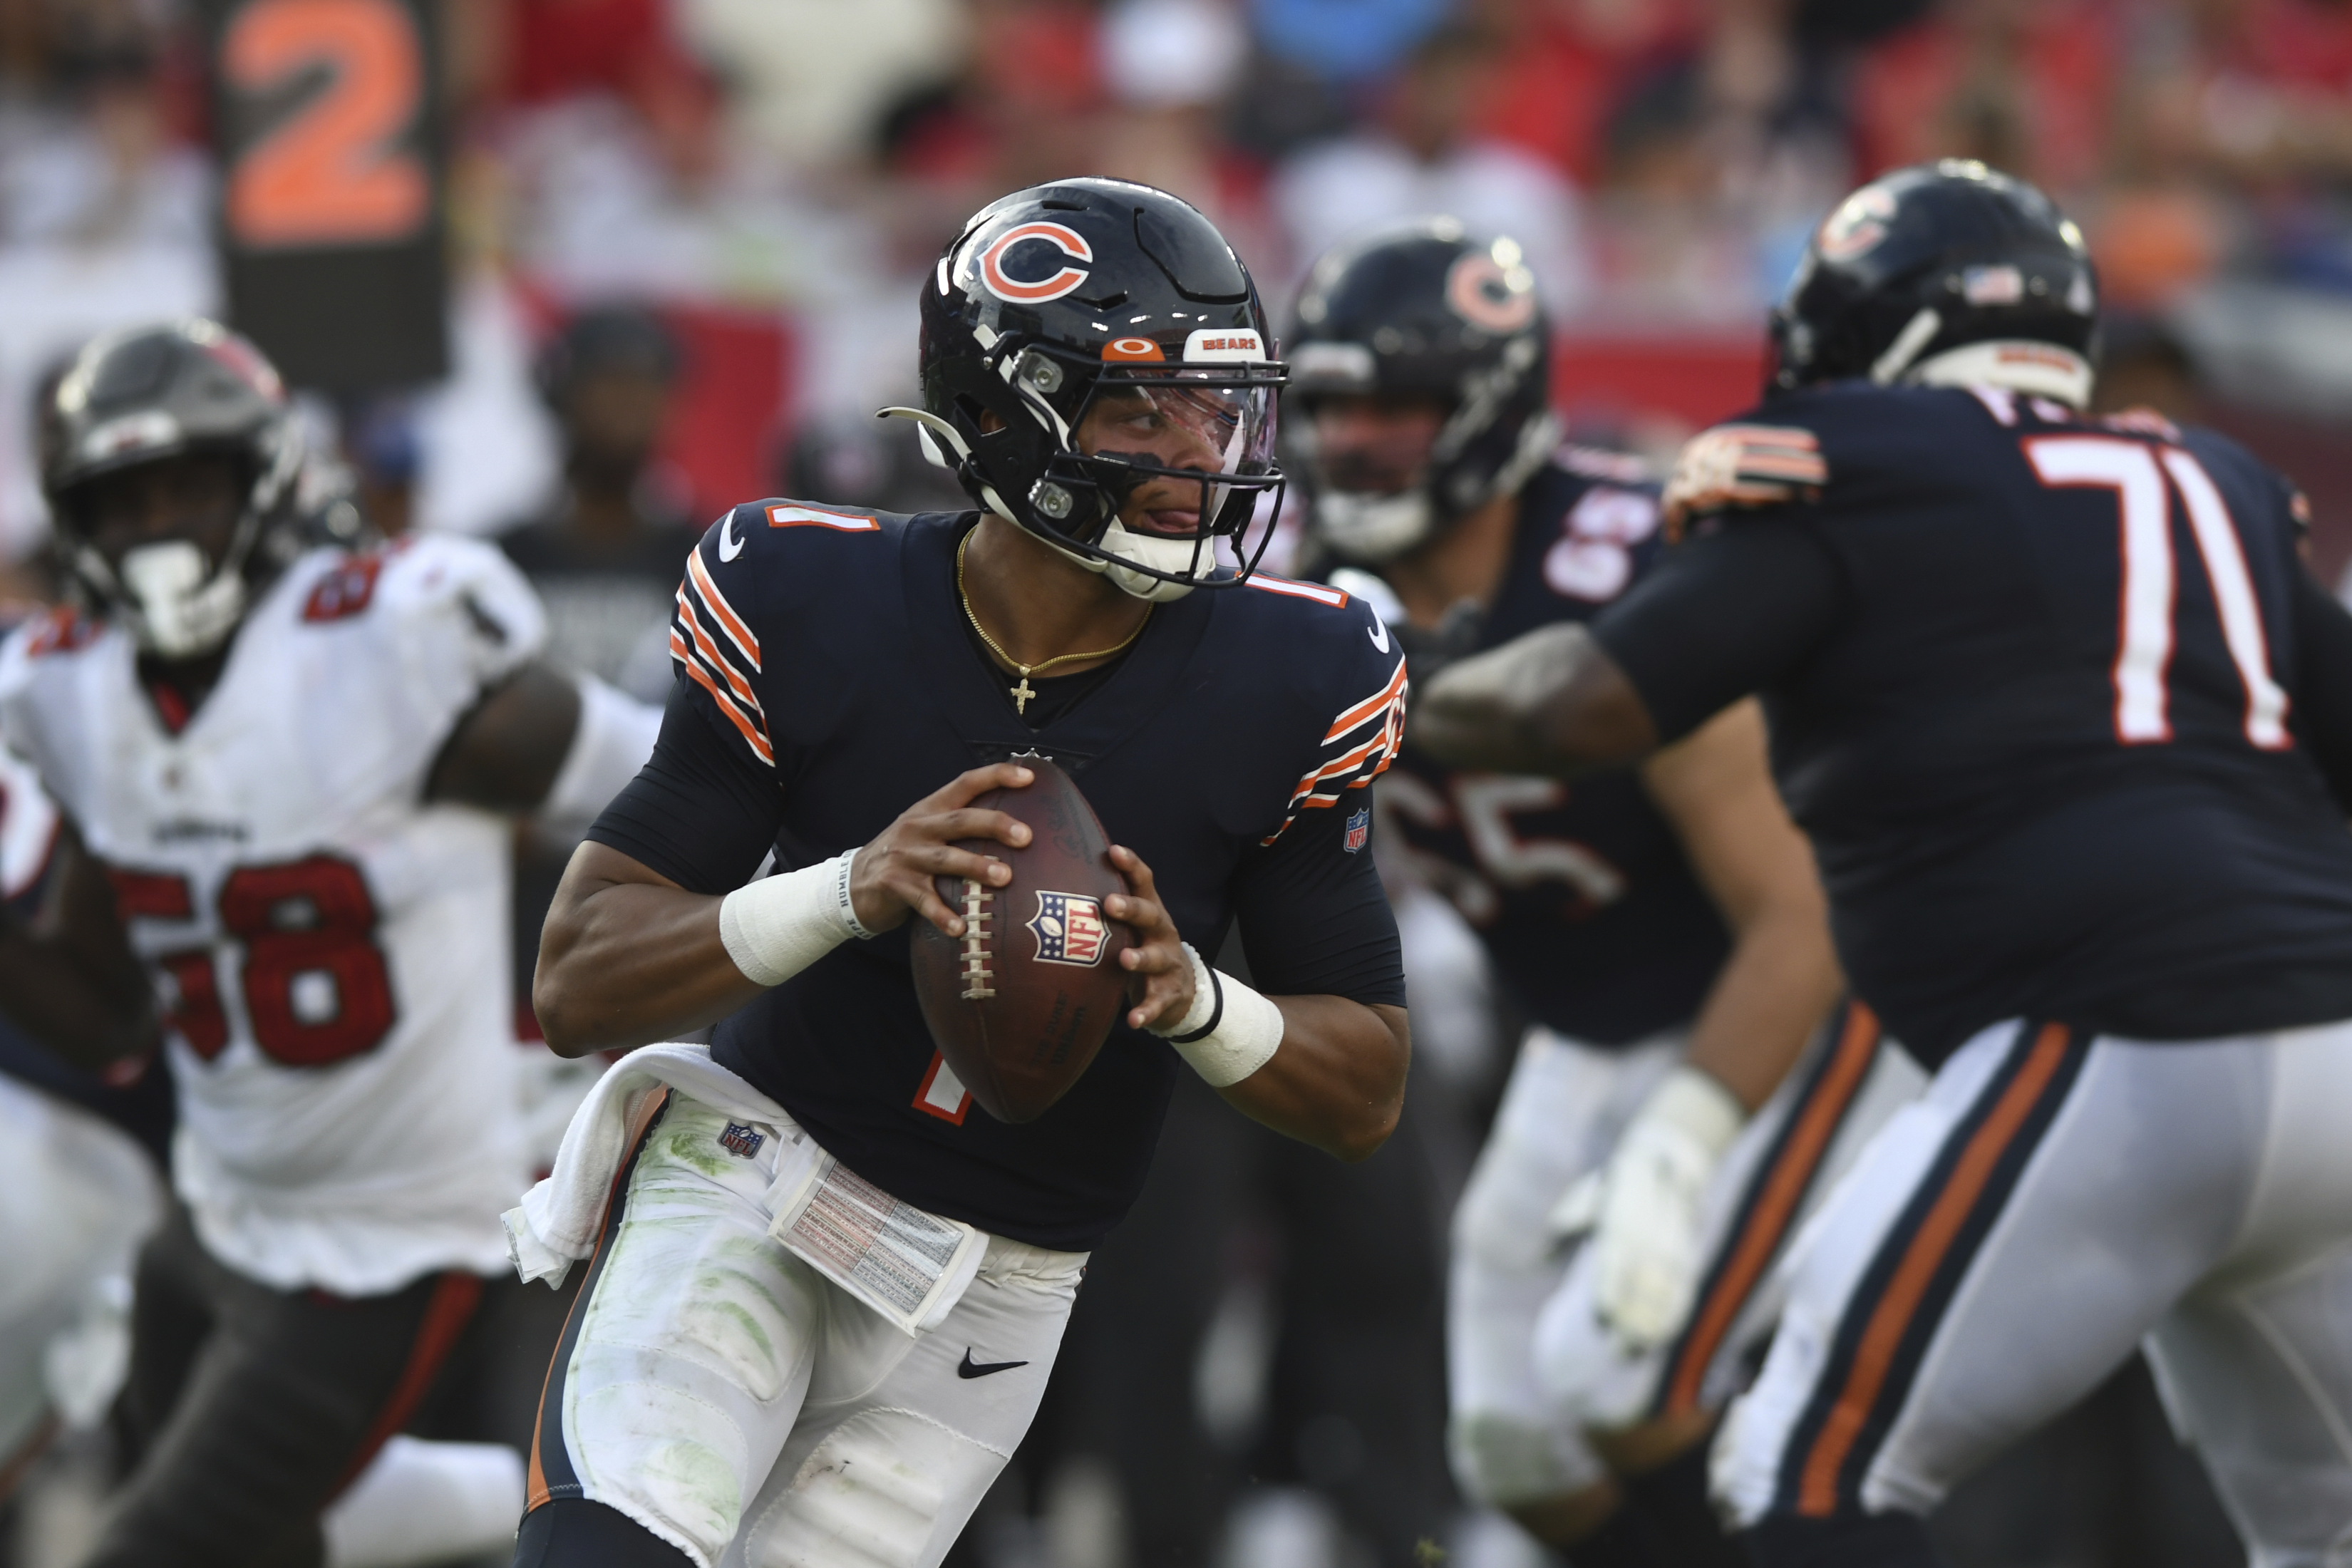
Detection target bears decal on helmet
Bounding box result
[974,222,1095,305]
[887,177,1288,602]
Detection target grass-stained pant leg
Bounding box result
[528,1095,822,1566]
[727,1236,1084,1568]
[529,1093,1085,1568]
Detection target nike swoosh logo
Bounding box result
[718,515,744,562]
[1367,615,1391,654]
[958,1348,1029,1379]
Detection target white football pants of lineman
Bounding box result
[0,1073,160,1470]
[531,1095,1085,1568]
[1715,1016,2352,1568]
[1448,1028,1683,1505]
[1534,1016,1927,1433]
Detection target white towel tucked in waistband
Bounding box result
[500,1042,791,1289]
[500,1041,991,1336]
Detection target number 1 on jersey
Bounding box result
[2025,435,2289,750]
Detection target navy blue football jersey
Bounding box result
[1371,456,1728,1045]
[1597,383,2352,1065]
[589,502,1410,1251]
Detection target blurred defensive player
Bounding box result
[512,179,1412,1568]
[1416,160,2352,1567]
[1287,219,1918,1567]
[0,742,163,1499]
[0,320,660,1568]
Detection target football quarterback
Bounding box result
[514,179,1413,1568]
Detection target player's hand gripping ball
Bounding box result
[907,758,1138,1122]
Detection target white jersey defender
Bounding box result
[0,534,547,1296]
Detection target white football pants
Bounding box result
[527,1093,1085,1568]
[1715,1016,2352,1568]
[1446,1028,1683,1505]
[1535,1007,1924,1432]
[0,1074,160,1468]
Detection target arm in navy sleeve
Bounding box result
[545,661,1041,1054]
[1590,515,1847,744]
[1153,782,1408,1163]
[1231,798,1406,1009]
[2290,563,2352,815]
[585,679,781,895]
[538,676,787,1052]
[1413,513,1845,774]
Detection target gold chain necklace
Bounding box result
[956,531,1150,715]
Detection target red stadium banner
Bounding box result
[1552,330,1768,433]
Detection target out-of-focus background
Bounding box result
[2,3,2348,1567]
[4,0,2352,595]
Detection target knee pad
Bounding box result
[512,1499,696,1568]
[1740,1511,1941,1568]
[1448,1409,1601,1508]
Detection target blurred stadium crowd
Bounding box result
[5,3,2352,1568]
[6,0,2352,580]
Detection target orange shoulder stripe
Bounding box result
[1323,658,1409,743]
[685,549,761,671]
[676,648,775,765]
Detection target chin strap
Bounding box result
[877,406,972,470]
[1316,409,1558,568]
[877,406,1202,602]
[1316,488,1435,565]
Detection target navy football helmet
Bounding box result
[1284,220,1558,566]
[1770,160,2100,406]
[889,178,1286,602]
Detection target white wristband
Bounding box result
[1150,943,1284,1088]
[716,849,871,987]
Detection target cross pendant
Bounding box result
[1010,676,1036,714]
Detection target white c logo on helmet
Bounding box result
[976,222,1094,304]
[1445,251,1537,334]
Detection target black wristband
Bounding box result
[1166,961,1225,1046]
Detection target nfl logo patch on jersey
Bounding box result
[719,1122,765,1159]
[1345,808,1371,853]
[1029,892,1109,967]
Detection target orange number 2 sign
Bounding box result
[224,0,429,249]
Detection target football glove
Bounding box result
[1586,1065,1745,1354]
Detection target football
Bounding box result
[908,757,1137,1123]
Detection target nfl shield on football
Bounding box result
[909,758,1136,1123]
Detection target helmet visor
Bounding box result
[1077,366,1280,536]
[1083,373,1273,476]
